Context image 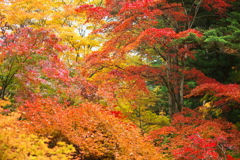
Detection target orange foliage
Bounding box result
[0,112,76,159]
[20,98,162,159]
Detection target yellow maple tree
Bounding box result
[0,0,104,64]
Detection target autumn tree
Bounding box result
[0,0,104,64]
[75,0,236,116]
[0,27,67,100]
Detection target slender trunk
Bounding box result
[167,53,185,116]
[76,53,79,62]
[175,93,181,113]
[138,105,142,130]
[179,59,186,112]
[0,86,6,99]
[160,49,186,116]
[174,56,181,113]
[168,92,173,117]
[165,57,175,116]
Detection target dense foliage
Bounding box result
[0,0,239,159]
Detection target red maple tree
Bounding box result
[75,0,235,115]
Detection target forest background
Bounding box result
[0,0,240,159]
